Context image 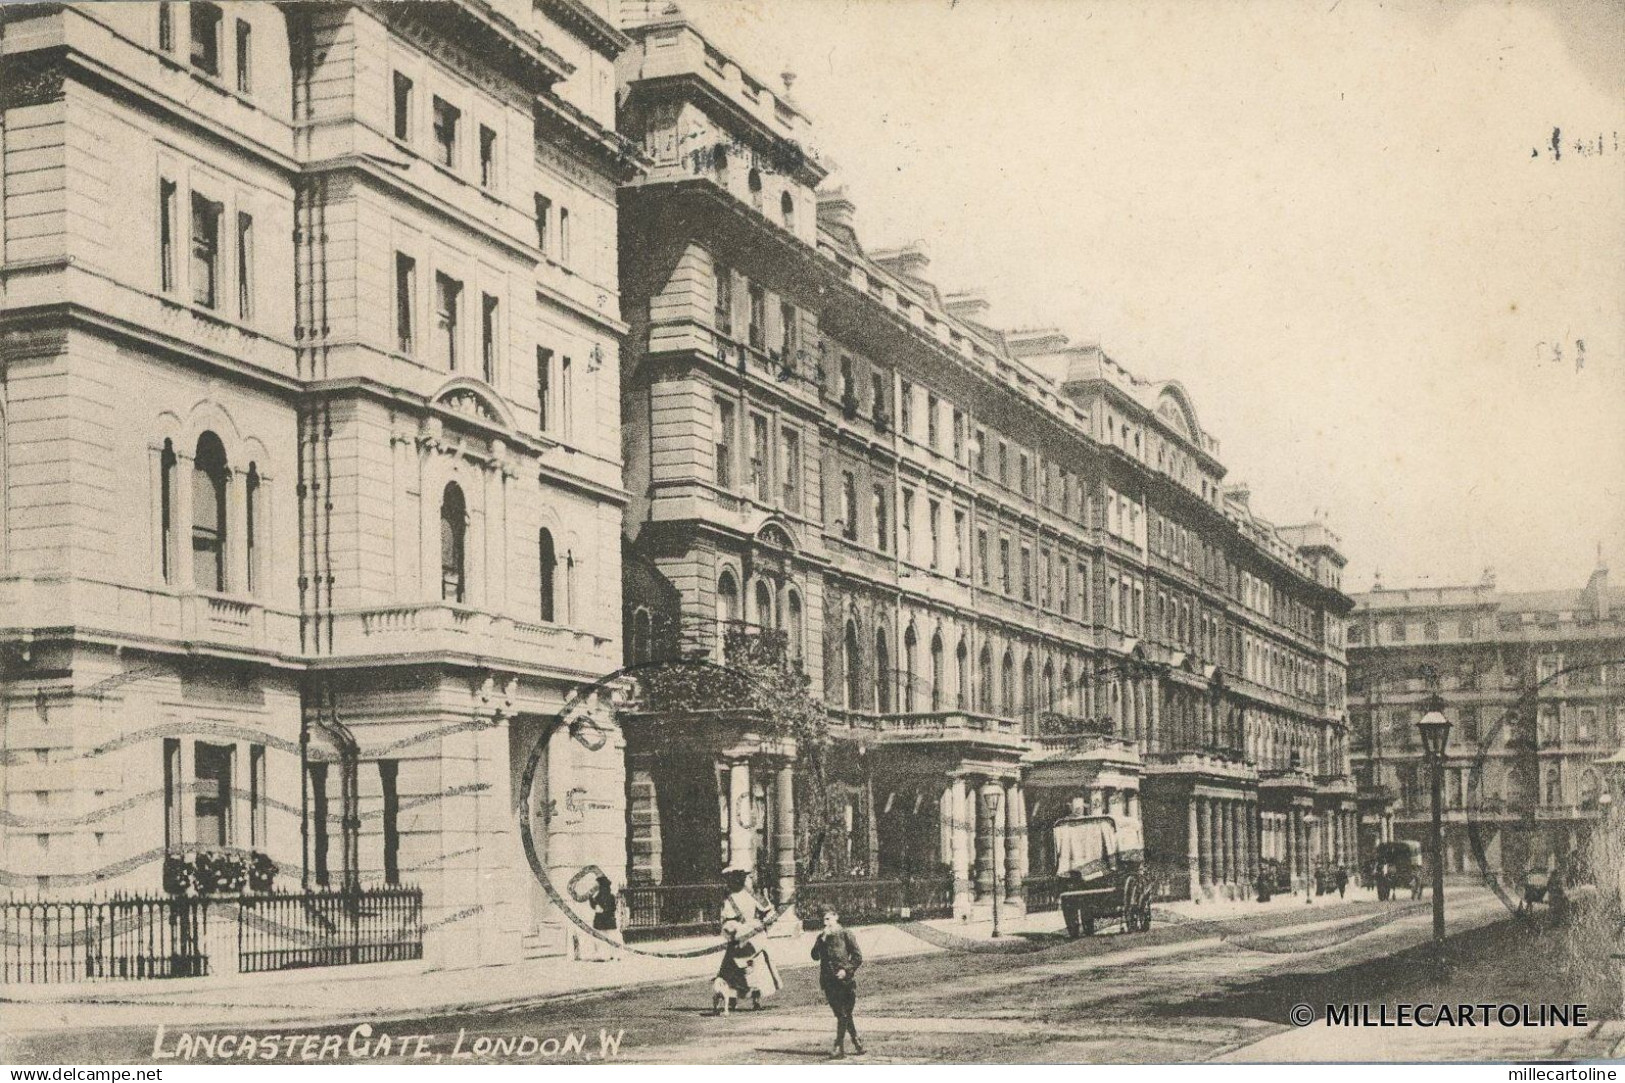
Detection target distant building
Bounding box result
[1348,565,1624,881]
[613,7,1355,918]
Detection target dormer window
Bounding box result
[190,3,222,75]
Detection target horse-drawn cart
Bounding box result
[1053,815,1154,938]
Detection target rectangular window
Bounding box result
[248,744,266,848]
[432,97,459,168]
[714,262,732,333]
[928,499,941,569]
[536,347,552,432]
[533,193,551,252]
[997,440,1008,486]
[900,489,914,561]
[379,760,400,886]
[779,300,797,360]
[435,272,461,370]
[560,356,573,439]
[189,193,222,308]
[1021,545,1032,602]
[159,178,177,292]
[1019,452,1030,497]
[479,125,497,188]
[163,738,182,849]
[481,293,498,383]
[927,394,940,450]
[309,762,330,888]
[977,528,988,586]
[190,2,221,75]
[748,283,766,351]
[234,19,252,93]
[193,742,233,847]
[782,427,801,512]
[899,380,913,436]
[1000,537,1012,595]
[715,399,735,488]
[954,509,967,577]
[395,253,416,353]
[1060,558,1071,616]
[873,485,889,552]
[158,4,174,52]
[750,413,769,502]
[235,212,253,319]
[392,72,413,141]
[558,207,571,265]
[841,471,858,540]
[871,371,887,426]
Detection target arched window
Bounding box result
[1061,664,1074,714]
[1000,650,1015,717]
[1043,661,1056,717]
[754,579,774,630]
[902,626,918,713]
[930,633,944,711]
[844,619,862,709]
[629,607,652,665]
[780,191,794,229]
[440,482,466,602]
[245,463,261,595]
[160,438,177,584]
[711,143,727,175]
[786,589,804,663]
[1544,766,1561,806]
[875,628,891,713]
[717,571,739,661]
[192,432,229,591]
[956,638,969,710]
[748,168,762,209]
[538,529,556,621]
[1022,656,1035,720]
[977,644,993,714]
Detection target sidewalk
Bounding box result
[0,886,1411,1039]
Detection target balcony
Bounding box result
[835,710,1028,752]
[326,603,612,669]
[0,574,300,658]
[1145,749,1256,782]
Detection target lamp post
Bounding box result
[981,788,1003,938]
[1417,693,1452,949]
[1303,811,1318,903]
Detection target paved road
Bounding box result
[6,888,1580,1065]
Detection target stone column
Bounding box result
[1217,801,1232,885]
[940,780,954,867]
[775,762,796,900]
[1197,796,1212,890]
[1148,675,1162,752]
[1187,798,1201,900]
[975,779,999,903]
[1209,799,1222,891]
[1283,808,1296,887]
[1249,800,1261,883]
[1229,800,1243,887]
[727,759,753,874]
[950,777,973,917]
[1004,780,1026,907]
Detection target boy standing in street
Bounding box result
[811,907,865,1058]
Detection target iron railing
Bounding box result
[796,878,953,929]
[1023,875,1060,913]
[1,894,209,983]
[623,882,725,941]
[236,887,423,973]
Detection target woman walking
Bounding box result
[811,907,865,1057]
[712,868,777,1014]
[586,874,622,961]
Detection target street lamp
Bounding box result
[981,788,1003,938]
[1417,693,1452,949]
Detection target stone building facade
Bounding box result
[613,10,1356,913]
[0,0,640,965]
[1348,566,1625,882]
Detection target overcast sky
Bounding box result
[668,0,1625,595]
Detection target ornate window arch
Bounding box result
[930,632,945,711]
[875,627,892,713]
[902,624,918,713]
[440,482,467,602]
[192,432,230,591]
[844,619,862,710]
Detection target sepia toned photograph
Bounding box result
[0,0,1621,1070]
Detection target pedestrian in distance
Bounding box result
[1335,866,1349,898]
[811,906,865,1058]
[587,874,623,961]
